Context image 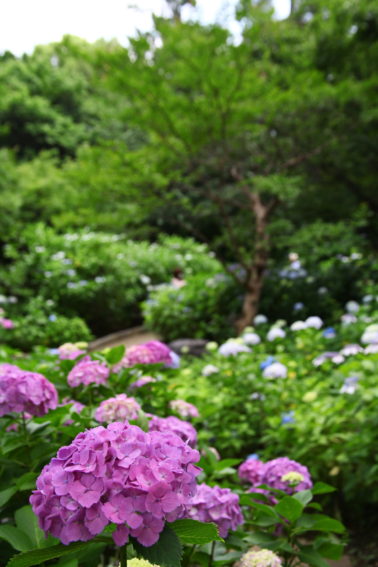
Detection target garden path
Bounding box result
[89,326,160,352]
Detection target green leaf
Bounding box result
[132,525,182,567]
[244,532,282,550]
[170,519,223,544]
[14,473,38,491]
[311,482,336,495]
[275,496,304,522]
[298,547,331,567]
[311,517,345,534]
[15,506,51,549]
[315,541,344,560]
[0,525,33,552]
[6,540,95,567]
[293,490,313,507]
[106,345,126,365]
[0,487,17,507]
[214,459,241,471]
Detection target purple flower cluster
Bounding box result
[95,394,141,423]
[0,318,14,329]
[0,363,58,417]
[130,376,156,389]
[67,356,109,387]
[187,484,243,538]
[114,341,174,371]
[238,457,265,485]
[30,422,201,547]
[148,415,197,447]
[239,456,312,496]
[58,343,85,360]
[169,400,199,419]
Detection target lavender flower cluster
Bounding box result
[238,456,312,496]
[148,415,197,448]
[114,341,175,371]
[0,363,58,417]
[67,356,110,387]
[30,422,201,547]
[169,400,199,419]
[188,483,243,538]
[95,394,141,423]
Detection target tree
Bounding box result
[102,4,360,332]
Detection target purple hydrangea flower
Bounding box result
[95,394,141,423]
[340,344,363,357]
[114,341,174,371]
[58,343,85,360]
[187,484,243,538]
[260,457,312,495]
[323,327,336,339]
[30,422,201,547]
[238,457,265,485]
[0,364,58,417]
[0,318,14,329]
[67,356,109,387]
[148,415,197,447]
[169,400,199,419]
[129,376,156,389]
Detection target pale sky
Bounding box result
[0,0,290,56]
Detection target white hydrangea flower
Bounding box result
[263,362,287,379]
[305,316,323,329]
[267,327,286,341]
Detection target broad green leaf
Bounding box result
[298,547,332,567]
[315,541,344,560]
[293,490,313,507]
[0,487,17,507]
[0,525,33,552]
[6,540,95,567]
[214,459,241,471]
[275,496,304,523]
[311,482,336,495]
[311,517,345,534]
[106,345,125,365]
[15,473,38,491]
[170,519,223,544]
[15,506,50,549]
[132,525,182,567]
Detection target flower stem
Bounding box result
[208,541,216,567]
[120,544,127,567]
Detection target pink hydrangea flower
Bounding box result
[130,376,156,389]
[58,343,85,360]
[0,318,14,329]
[67,356,109,387]
[30,422,200,547]
[260,457,312,495]
[113,341,173,371]
[95,394,141,423]
[169,400,199,419]
[238,457,265,485]
[187,484,243,538]
[0,364,58,417]
[148,415,197,447]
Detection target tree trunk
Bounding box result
[234,192,275,335]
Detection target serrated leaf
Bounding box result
[0,525,33,552]
[131,525,182,567]
[15,506,51,549]
[311,517,345,534]
[6,540,95,567]
[170,519,223,544]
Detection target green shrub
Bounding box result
[0,224,219,340]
